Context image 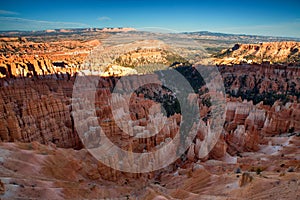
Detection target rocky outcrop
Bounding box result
[101,64,138,76]
[261,101,300,136]
[220,64,300,105]
[0,38,100,78]
[224,101,262,154]
[73,74,181,155]
[224,98,300,155]
[0,37,100,56]
[0,56,79,78]
[239,172,253,187]
[0,78,81,148]
[214,41,300,65]
[0,179,4,195]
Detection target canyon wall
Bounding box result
[0,37,100,78]
[0,64,299,154]
[214,41,300,65]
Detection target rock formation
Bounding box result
[0,78,81,148]
[0,37,100,78]
[214,41,300,65]
[239,172,253,187]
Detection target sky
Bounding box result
[0,0,299,37]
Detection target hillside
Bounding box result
[214,41,300,65]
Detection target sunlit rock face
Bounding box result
[224,101,262,154]
[214,41,300,65]
[261,101,300,136]
[0,37,100,78]
[224,99,300,155]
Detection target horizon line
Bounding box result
[0,27,299,40]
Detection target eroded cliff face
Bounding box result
[214,41,300,65]
[0,78,81,148]
[0,37,100,78]
[224,100,300,154]
[220,64,300,104]
[0,64,299,152]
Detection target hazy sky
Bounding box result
[0,0,299,37]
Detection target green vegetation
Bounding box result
[214,49,232,58]
[134,63,168,74]
[135,84,181,117]
[205,47,227,55]
[113,49,191,73]
[244,54,256,60]
[256,167,262,175]
[202,97,212,107]
[165,51,189,66]
[230,89,291,105]
[250,166,264,175]
[172,66,205,94]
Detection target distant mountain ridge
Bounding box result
[1,28,300,42]
[183,31,300,41]
[181,31,300,46]
[0,27,136,37]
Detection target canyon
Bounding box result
[0,30,299,199]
